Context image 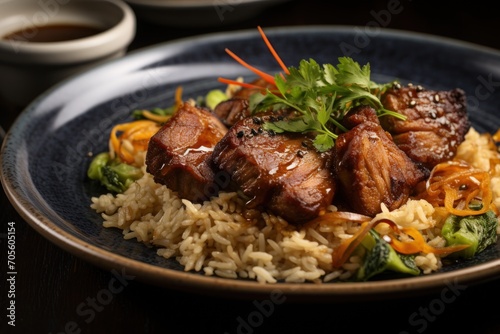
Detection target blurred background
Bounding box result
[2,0,498,128]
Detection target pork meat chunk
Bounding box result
[146,102,228,202]
[211,112,336,225]
[213,78,274,128]
[381,84,470,174]
[334,119,426,216]
[213,98,251,128]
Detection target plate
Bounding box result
[125,0,292,27]
[2,26,500,302]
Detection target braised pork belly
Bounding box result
[145,82,471,224]
[146,102,228,202]
[211,111,336,224]
[380,84,470,175]
[213,98,251,128]
[213,78,274,128]
[334,106,426,216]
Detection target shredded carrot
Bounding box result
[141,110,171,123]
[330,216,471,269]
[331,221,374,268]
[217,77,269,90]
[224,48,276,85]
[109,120,160,164]
[382,220,470,256]
[416,161,492,216]
[174,85,183,112]
[257,26,290,75]
[219,26,293,91]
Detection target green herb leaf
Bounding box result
[251,56,405,152]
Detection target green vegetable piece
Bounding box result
[442,210,498,258]
[250,56,405,152]
[87,152,143,193]
[87,152,110,180]
[205,89,228,110]
[356,229,420,281]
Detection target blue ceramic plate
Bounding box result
[2,26,500,301]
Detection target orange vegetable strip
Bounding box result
[217,77,267,90]
[141,110,170,123]
[378,219,470,256]
[332,211,473,268]
[224,48,276,85]
[257,26,290,75]
[388,226,470,256]
[310,211,371,268]
[109,120,160,163]
[128,132,157,141]
[419,161,493,216]
[387,230,424,254]
[331,221,374,268]
[110,123,133,157]
[174,86,183,112]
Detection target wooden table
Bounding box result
[2,1,500,333]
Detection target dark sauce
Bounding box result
[3,24,104,43]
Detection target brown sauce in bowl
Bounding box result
[3,24,104,43]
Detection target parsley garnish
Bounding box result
[249,57,405,152]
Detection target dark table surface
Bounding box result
[2,1,500,333]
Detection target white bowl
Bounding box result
[0,0,136,107]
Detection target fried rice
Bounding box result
[90,127,500,283]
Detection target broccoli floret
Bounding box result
[356,229,420,281]
[87,152,143,193]
[442,210,498,258]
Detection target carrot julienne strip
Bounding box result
[331,221,374,268]
[141,110,171,123]
[419,161,492,216]
[109,120,160,164]
[331,216,471,269]
[174,85,183,112]
[257,25,290,75]
[375,219,470,255]
[224,48,276,85]
[217,77,267,90]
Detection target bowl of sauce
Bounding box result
[3,24,106,43]
[0,0,136,107]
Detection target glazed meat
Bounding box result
[213,98,251,128]
[145,80,470,221]
[211,111,336,225]
[340,104,380,129]
[146,102,228,202]
[213,78,273,127]
[380,84,470,174]
[334,107,426,216]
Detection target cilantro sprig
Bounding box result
[249,57,405,152]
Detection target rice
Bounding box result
[90,127,500,283]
